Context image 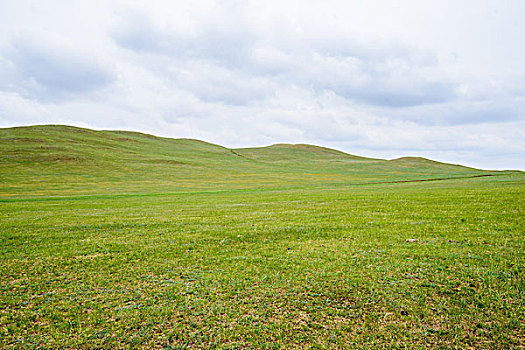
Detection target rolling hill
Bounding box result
[0,124,507,198]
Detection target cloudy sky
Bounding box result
[1,0,524,170]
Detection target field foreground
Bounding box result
[1,176,523,348]
[0,126,524,348]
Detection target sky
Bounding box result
[0,0,524,170]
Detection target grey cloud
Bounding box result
[173,67,274,106]
[110,11,458,109]
[111,13,270,106]
[111,14,163,53]
[391,97,524,126]
[442,106,522,125]
[324,81,455,108]
[299,46,457,108]
[111,13,255,69]
[3,37,114,101]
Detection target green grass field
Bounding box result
[1,125,524,349]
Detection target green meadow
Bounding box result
[1,125,523,349]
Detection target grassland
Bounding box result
[1,125,524,349]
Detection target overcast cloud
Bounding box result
[0,0,524,169]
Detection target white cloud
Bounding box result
[2,34,115,101]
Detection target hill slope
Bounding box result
[0,125,506,198]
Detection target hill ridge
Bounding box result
[1,124,512,198]
[1,124,371,160]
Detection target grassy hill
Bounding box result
[0,124,505,199]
